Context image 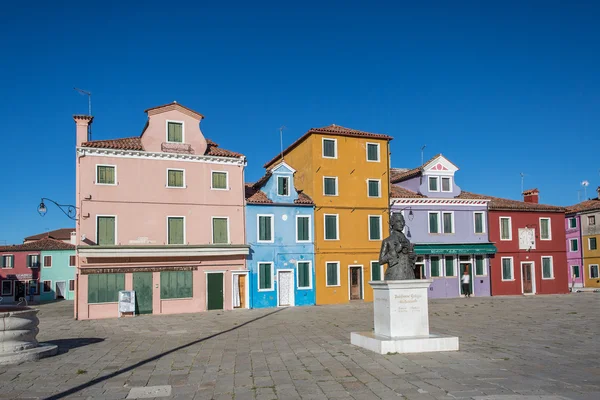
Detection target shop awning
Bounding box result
[414,243,497,255]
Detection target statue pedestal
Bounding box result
[351,280,459,354]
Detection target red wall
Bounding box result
[0,251,40,281]
[488,210,568,296]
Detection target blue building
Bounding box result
[245,161,315,308]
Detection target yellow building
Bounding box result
[264,125,392,304]
[582,211,600,288]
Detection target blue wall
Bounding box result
[39,250,76,301]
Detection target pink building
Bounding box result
[74,102,249,320]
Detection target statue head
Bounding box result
[390,213,405,232]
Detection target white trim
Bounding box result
[231,271,249,309]
[96,214,117,245]
[276,269,295,307]
[165,119,185,143]
[571,265,580,279]
[501,257,514,281]
[541,256,554,280]
[205,271,225,309]
[166,216,186,245]
[392,198,490,206]
[520,261,536,295]
[499,216,512,241]
[257,214,274,243]
[1,280,12,296]
[442,211,455,234]
[370,260,384,281]
[366,142,380,162]
[473,212,486,234]
[366,179,381,198]
[348,265,364,300]
[1,254,14,269]
[588,237,598,251]
[277,175,290,197]
[42,280,52,294]
[78,245,250,258]
[257,262,274,292]
[323,214,339,241]
[42,255,52,268]
[325,261,341,287]
[322,137,337,159]
[588,215,596,226]
[295,215,312,243]
[368,215,382,241]
[590,264,599,279]
[440,176,453,192]
[54,280,67,299]
[95,164,117,185]
[428,176,439,192]
[569,238,579,252]
[428,212,441,234]
[77,147,245,166]
[474,255,487,277]
[539,218,552,240]
[270,160,296,174]
[166,168,186,188]
[28,254,40,269]
[568,217,577,229]
[211,216,230,245]
[323,176,339,196]
[210,170,229,190]
[296,260,313,290]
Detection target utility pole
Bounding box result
[420,145,426,165]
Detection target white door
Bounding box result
[55,282,66,299]
[278,271,293,307]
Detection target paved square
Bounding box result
[0,294,598,399]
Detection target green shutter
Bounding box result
[367,144,378,161]
[542,258,552,278]
[502,259,512,279]
[87,273,124,303]
[541,219,549,239]
[501,218,510,239]
[277,176,288,196]
[475,256,484,275]
[325,215,337,240]
[445,257,454,276]
[324,178,336,195]
[590,238,597,250]
[429,177,438,191]
[475,213,483,233]
[168,122,183,142]
[160,271,192,299]
[213,218,228,244]
[429,213,438,233]
[168,217,184,244]
[97,216,115,245]
[97,166,115,184]
[430,258,440,277]
[258,216,272,241]
[298,262,310,288]
[371,262,381,281]
[443,213,453,233]
[168,170,184,187]
[323,139,335,157]
[259,263,271,289]
[297,217,309,241]
[88,275,99,303]
[369,216,380,240]
[573,265,579,278]
[368,180,379,197]
[212,172,227,189]
[326,263,338,285]
[572,240,578,251]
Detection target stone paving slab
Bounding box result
[0,294,598,399]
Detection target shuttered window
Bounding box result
[212,218,229,244]
[429,213,440,233]
[277,176,289,196]
[367,143,379,161]
[570,239,578,251]
[258,263,272,290]
[369,216,381,240]
[368,180,380,197]
[540,218,551,240]
[258,215,272,242]
[569,218,577,228]
[97,165,115,184]
[500,217,511,240]
[167,122,183,142]
[324,215,338,240]
[28,255,40,268]
[167,169,184,188]
[502,258,513,280]
[474,212,484,234]
[297,262,310,288]
[430,257,441,277]
[211,172,227,189]
[69,255,76,267]
[429,177,438,191]
[326,262,339,286]
[445,257,454,276]
[589,237,597,250]
[160,271,192,299]
[443,212,453,234]
[88,273,125,303]
[323,139,336,158]
[43,280,52,292]
[572,265,580,278]
[371,261,381,281]
[43,256,52,267]
[168,217,184,244]
[296,216,310,242]
[441,177,451,192]
[324,177,337,195]
[475,256,485,276]
[542,257,553,279]
[97,216,116,245]
[2,255,14,268]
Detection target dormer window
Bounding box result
[441,177,452,192]
[428,176,439,192]
[167,121,183,143]
[277,176,290,196]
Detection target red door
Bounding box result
[522,263,533,294]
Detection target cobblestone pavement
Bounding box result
[1,294,599,400]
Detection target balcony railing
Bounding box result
[161,142,194,154]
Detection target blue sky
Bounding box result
[1,1,599,244]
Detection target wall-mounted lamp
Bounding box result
[37,198,78,221]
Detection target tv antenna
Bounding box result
[520,172,526,194]
[420,145,426,165]
[279,125,286,162]
[582,180,589,199]
[74,87,92,116]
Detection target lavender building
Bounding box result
[390,155,496,298]
[565,213,584,289]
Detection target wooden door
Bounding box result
[207,273,224,310]
[522,264,533,293]
[133,272,153,314]
[350,267,362,300]
[238,274,246,308]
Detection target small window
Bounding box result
[1,280,12,295]
[441,177,451,192]
[296,216,311,242]
[277,176,290,196]
[371,261,382,281]
[28,255,40,268]
[589,237,597,250]
[211,171,227,190]
[69,255,76,267]
[297,262,311,289]
[324,214,339,240]
[444,257,455,277]
[97,216,116,245]
[42,280,52,293]
[589,216,596,225]
[43,256,52,268]
[212,217,229,244]
[96,165,116,185]
[257,215,273,242]
[168,217,185,245]
[442,212,453,234]
[160,271,193,299]
[590,265,599,279]
[474,212,485,234]
[540,218,551,240]
[324,177,338,196]
[501,258,513,280]
[428,176,439,192]
[571,265,580,278]
[322,138,337,158]
[28,280,39,295]
[570,239,579,252]
[569,217,577,229]
[542,257,554,279]
[429,212,440,234]
[367,180,380,198]
[69,280,75,291]
[369,216,382,240]
[366,143,380,162]
[475,256,485,276]
[2,255,14,268]
[258,263,273,290]
[87,273,125,303]
[326,262,340,286]
[430,257,441,277]
[500,217,512,240]
[167,169,185,188]
[167,121,183,143]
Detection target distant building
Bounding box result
[564,213,583,289]
[23,228,75,244]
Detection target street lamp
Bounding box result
[37,198,78,221]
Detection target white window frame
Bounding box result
[295,215,312,243]
[569,238,578,252]
[322,138,337,159]
[43,255,52,268]
[28,254,40,269]
[428,212,441,234]
[473,212,486,234]
[1,280,12,296]
[442,211,455,234]
[211,216,230,245]
[42,280,52,293]
[428,176,439,192]
[166,168,186,188]
[165,120,185,143]
[257,262,274,292]
[501,257,514,281]
[588,215,596,226]
[569,217,577,229]
[368,215,383,241]
[69,255,76,267]
[257,214,274,243]
[590,264,600,279]
[571,265,580,278]
[366,142,380,162]
[325,261,341,287]
[500,217,512,241]
[474,255,487,277]
[541,256,554,280]
[96,214,118,246]
[95,164,117,186]
[296,261,313,290]
[539,218,552,240]
[210,170,229,190]
[323,214,339,241]
[371,260,384,281]
[323,176,339,196]
[277,176,290,197]
[2,254,14,269]
[441,176,453,192]
[166,216,186,245]
[589,237,598,250]
[366,179,381,198]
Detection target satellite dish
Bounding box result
[582,180,589,187]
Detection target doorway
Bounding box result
[14,281,25,301]
[55,281,66,299]
[521,262,534,294]
[415,257,425,279]
[133,272,153,314]
[349,266,363,300]
[207,273,224,310]
[277,270,294,307]
[232,273,247,309]
[459,257,474,296]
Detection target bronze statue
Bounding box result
[379,213,417,280]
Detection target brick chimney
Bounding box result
[523,188,539,204]
[74,115,93,146]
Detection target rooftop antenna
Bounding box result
[74,87,92,141]
[582,180,589,199]
[520,172,526,194]
[279,125,286,162]
[420,145,426,165]
[577,189,582,202]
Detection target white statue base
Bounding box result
[351,280,459,354]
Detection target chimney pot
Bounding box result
[74,115,93,146]
[523,188,539,204]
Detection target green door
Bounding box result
[207,273,224,310]
[133,272,153,314]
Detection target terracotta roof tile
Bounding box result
[566,198,600,214]
[294,191,314,205]
[82,136,144,150]
[24,228,74,242]
[390,154,445,183]
[390,186,424,198]
[245,185,273,204]
[461,191,565,212]
[0,238,75,252]
[205,139,244,158]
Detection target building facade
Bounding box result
[564,213,584,289]
[567,190,600,289]
[39,248,77,301]
[74,102,249,320]
[245,161,316,308]
[390,155,496,298]
[263,125,392,304]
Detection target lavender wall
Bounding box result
[420,173,462,199]
[399,176,421,193]
[565,215,584,287]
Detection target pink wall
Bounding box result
[141,109,207,154]
[0,251,40,280]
